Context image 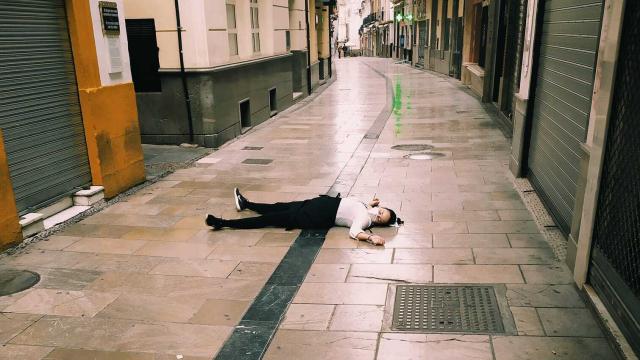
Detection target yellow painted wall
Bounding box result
[66,0,146,198]
[0,130,22,250]
[309,0,318,64]
[318,6,330,58]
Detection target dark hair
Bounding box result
[385,208,404,226]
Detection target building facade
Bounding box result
[0,0,145,249]
[123,0,333,148]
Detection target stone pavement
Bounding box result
[0,58,617,360]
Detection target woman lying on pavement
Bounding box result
[205,188,403,246]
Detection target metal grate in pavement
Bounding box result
[391,144,434,151]
[392,285,505,333]
[242,146,263,150]
[242,158,273,165]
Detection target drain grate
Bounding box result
[242,158,273,165]
[0,269,40,296]
[242,146,263,151]
[404,152,446,160]
[392,285,505,333]
[391,144,434,152]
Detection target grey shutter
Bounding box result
[0,1,92,214]
[528,0,603,233]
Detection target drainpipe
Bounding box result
[304,0,313,94]
[174,0,194,143]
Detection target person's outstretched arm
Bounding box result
[354,231,385,246]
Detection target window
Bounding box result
[285,30,291,51]
[250,0,260,53]
[125,19,161,92]
[226,1,238,56]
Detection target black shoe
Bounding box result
[234,187,248,211]
[205,214,223,230]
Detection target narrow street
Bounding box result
[0,58,617,359]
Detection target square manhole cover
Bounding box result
[242,158,273,165]
[242,146,263,150]
[392,285,505,333]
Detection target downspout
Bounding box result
[305,0,313,94]
[174,0,194,143]
[328,4,333,78]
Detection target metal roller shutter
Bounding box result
[528,0,603,233]
[0,1,92,214]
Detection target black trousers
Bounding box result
[220,196,342,230]
[220,201,304,229]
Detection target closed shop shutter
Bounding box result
[528,0,603,233]
[0,1,92,214]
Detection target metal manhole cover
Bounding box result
[391,144,434,152]
[242,146,263,150]
[404,152,446,160]
[242,158,273,165]
[392,285,505,333]
[0,269,40,296]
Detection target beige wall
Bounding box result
[124,0,293,69]
[289,0,307,50]
[309,0,318,63]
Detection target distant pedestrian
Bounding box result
[205,189,403,246]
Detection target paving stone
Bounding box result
[9,316,232,358]
[315,248,393,264]
[498,210,534,221]
[0,313,42,343]
[42,348,209,360]
[263,330,377,360]
[376,234,433,248]
[329,305,384,332]
[347,264,432,283]
[434,265,524,283]
[65,237,147,255]
[294,283,387,305]
[492,336,617,360]
[507,234,550,248]
[36,268,102,291]
[433,234,510,248]
[207,246,288,263]
[227,261,278,281]
[0,344,53,360]
[474,248,556,265]
[281,304,335,330]
[510,307,545,336]
[96,293,204,323]
[148,258,238,278]
[506,285,585,308]
[394,248,474,264]
[537,308,604,337]
[33,236,81,251]
[4,289,118,317]
[377,333,492,360]
[189,299,250,326]
[134,241,217,259]
[520,264,574,284]
[432,210,500,221]
[467,221,538,234]
[305,264,350,282]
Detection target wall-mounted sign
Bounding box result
[99,1,120,35]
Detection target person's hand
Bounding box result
[367,234,385,246]
[369,198,380,207]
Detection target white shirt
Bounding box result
[334,197,377,239]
